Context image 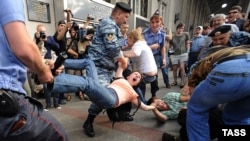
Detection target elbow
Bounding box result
[157,117,167,122]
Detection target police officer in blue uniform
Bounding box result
[0,0,69,140]
[141,14,166,98]
[83,2,132,137]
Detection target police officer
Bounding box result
[199,25,250,59]
[141,14,167,98]
[0,0,68,141]
[83,2,132,137]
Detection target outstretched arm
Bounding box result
[140,102,156,111]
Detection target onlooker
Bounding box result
[227,5,246,31]
[82,2,132,137]
[142,14,166,98]
[120,22,129,49]
[201,25,212,36]
[212,13,239,32]
[147,92,189,122]
[34,24,61,111]
[52,18,72,105]
[0,0,68,140]
[169,23,190,88]
[65,24,85,101]
[186,26,205,74]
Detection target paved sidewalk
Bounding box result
[38,70,184,141]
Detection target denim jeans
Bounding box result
[44,84,59,107]
[52,73,117,109]
[64,58,98,81]
[187,58,250,141]
[51,59,118,109]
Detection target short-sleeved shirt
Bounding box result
[0,0,27,94]
[171,32,190,55]
[142,28,165,55]
[190,35,205,53]
[131,40,157,73]
[161,92,187,119]
[88,16,123,70]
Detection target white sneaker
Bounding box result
[56,106,61,110]
[44,109,49,112]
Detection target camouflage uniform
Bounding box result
[87,16,124,115]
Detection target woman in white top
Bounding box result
[123,29,157,76]
[123,29,158,103]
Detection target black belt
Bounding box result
[216,53,250,65]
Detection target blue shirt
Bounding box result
[88,16,123,70]
[190,35,205,53]
[142,28,165,55]
[0,0,26,94]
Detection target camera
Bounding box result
[40,32,46,39]
[72,22,79,31]
[87,14,95,20]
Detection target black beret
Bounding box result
[208,25,231,37]
[115,2,132,13]
[58,20,66,26]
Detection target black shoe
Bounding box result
[162,132,178,141]
[83,122,95,137]
[166,83,171,89]
[59,99,66,105]
[123,114,134,121]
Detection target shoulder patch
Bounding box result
[107,33,114,41]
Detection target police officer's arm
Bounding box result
[160,37,167,68]
[4,21,54,83]
[160,46,166,67]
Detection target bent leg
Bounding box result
[64,59,98,81]
[52,73,116,109]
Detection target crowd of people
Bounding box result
[1,0,250,141]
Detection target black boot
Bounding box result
[123,112,134,121]
[83,114,96,137]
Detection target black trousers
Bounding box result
[177,107,223,141]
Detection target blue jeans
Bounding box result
[64,58,98,81]
[187,58,250,141]
[44,84,59,107]
[52,74,117,109]
[51,59,118,109]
